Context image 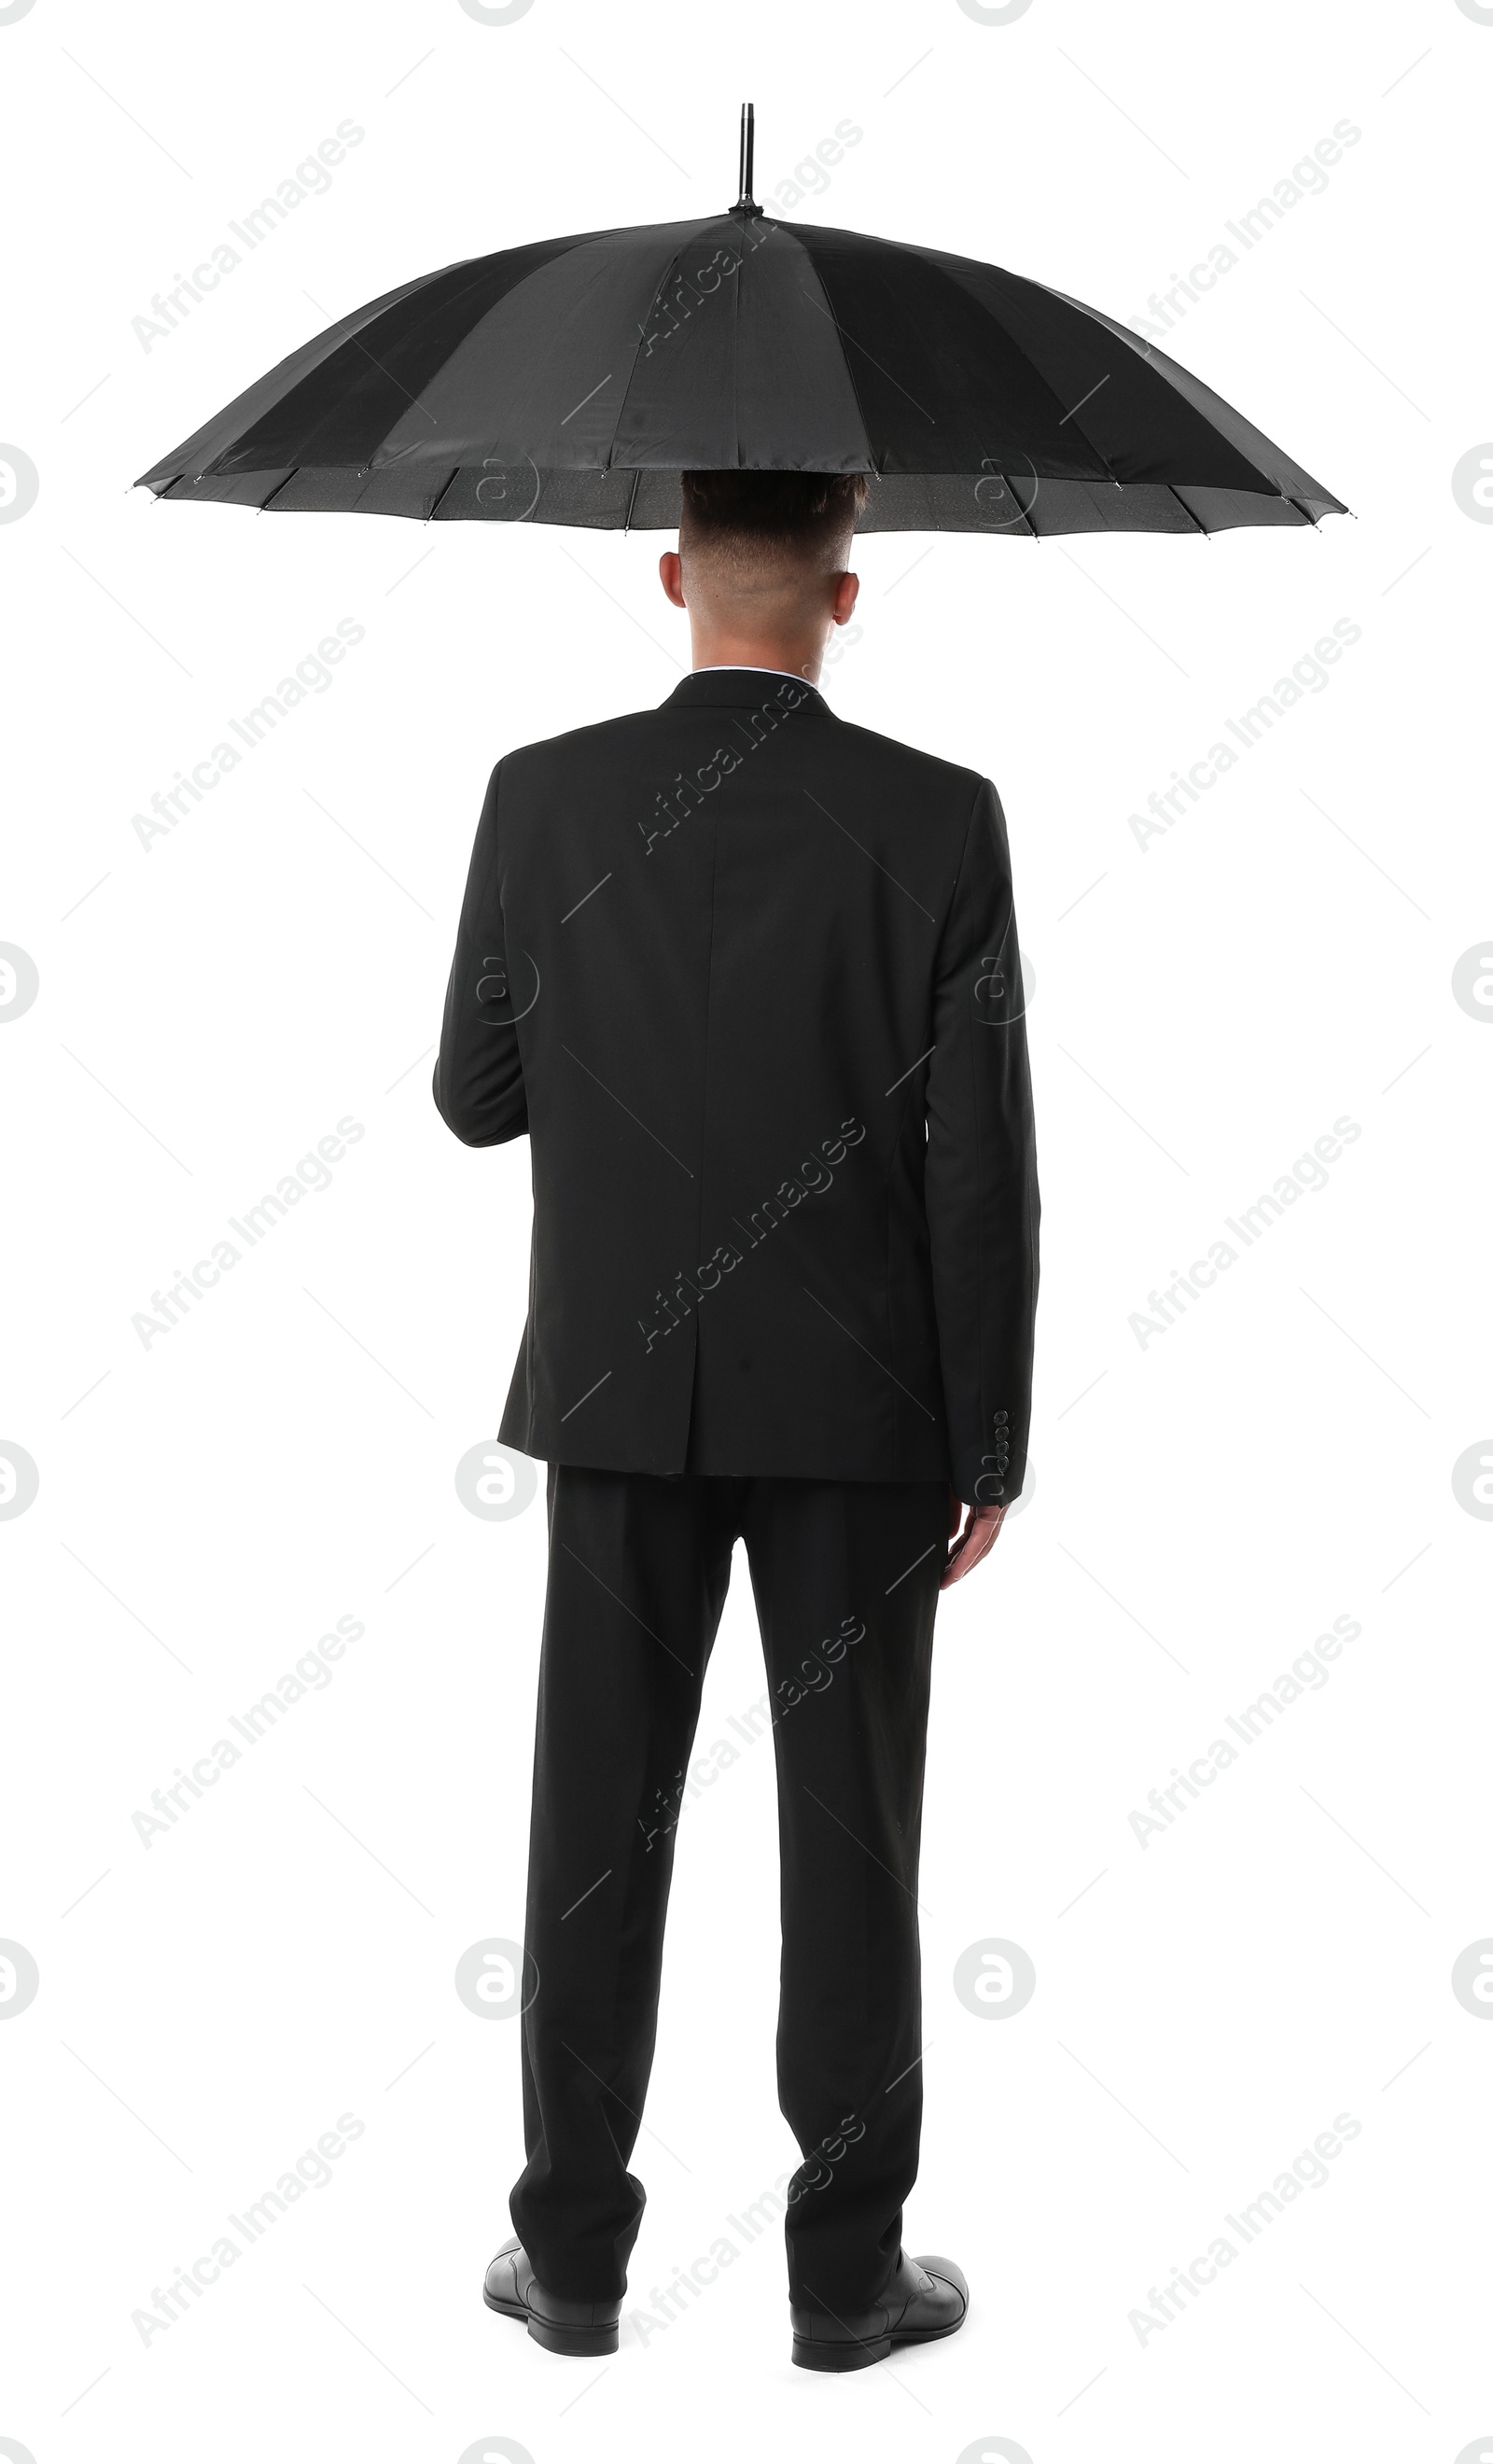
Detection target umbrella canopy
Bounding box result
[135,107,1345,539]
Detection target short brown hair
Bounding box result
[679,469,868,567]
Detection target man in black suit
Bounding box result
[435,470,1038,2372]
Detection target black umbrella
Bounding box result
[135,105,1345,539]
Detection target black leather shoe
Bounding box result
[482,2236,622,2357]
[790,2249,969,2372]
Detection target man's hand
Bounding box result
[942,1487,1007,1589]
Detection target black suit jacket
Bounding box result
[434,668,1038,1506]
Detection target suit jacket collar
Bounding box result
[661,667,833,719]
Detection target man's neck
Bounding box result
[688,632,825,686]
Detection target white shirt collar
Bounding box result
[691,664,819,688]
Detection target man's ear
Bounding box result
[831,570,860,627]
[659,550,687,610]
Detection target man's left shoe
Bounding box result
[790,2249,969,2372]
[482,2236,622,2356]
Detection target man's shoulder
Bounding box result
[492,707,662,782]
[822,714,987,805]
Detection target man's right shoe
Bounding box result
[482,2236,622,2357]
[790,2248,969,2372]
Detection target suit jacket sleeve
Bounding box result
[924,777,1040,1508]
[432,761,529,1148]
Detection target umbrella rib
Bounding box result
[981,462,1040,539]
[339,329,442,427]
[730,211,743,470]
[930,259,1129,480]
[1166,484,1209,538]
[258,469,299,512]
[607,231,700,478]
[781,239,879,480]
[426,467,461,523]
[796,286,937,426]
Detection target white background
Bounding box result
[2,1,1489,2460]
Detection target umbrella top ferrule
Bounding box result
[734,100,759,212]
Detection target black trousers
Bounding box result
[509,1463,948,2310]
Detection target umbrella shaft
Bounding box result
[736,100,755,208]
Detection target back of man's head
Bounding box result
[678,470,867,618]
